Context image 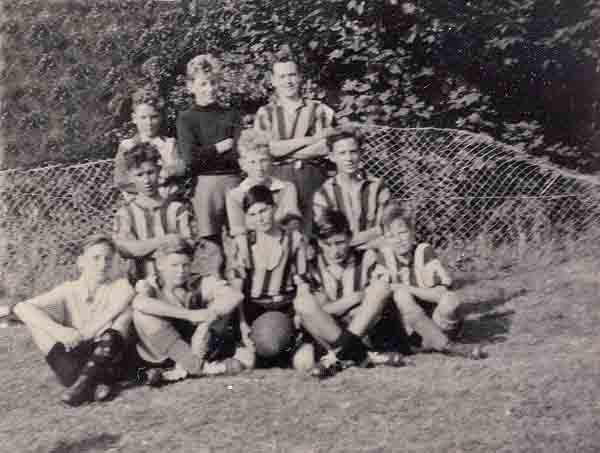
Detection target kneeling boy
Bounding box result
[133,238,247,383]
[10,235,135,406]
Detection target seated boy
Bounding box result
[363,203,485,358]
[9,235,135,406]
[133,238,247,383]
[297,209,405,378]
[112,143,196,284]
[226,129,302,268]
[313,129,391,249]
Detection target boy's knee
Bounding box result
[293,293,320,319]
[292,343,315,371]
[393,290,425,324]
[133,310,169,336]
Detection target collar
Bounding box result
[333,172,368,188]
[239,177,286,193]
[131,195,167,210]
[273,97,307,111]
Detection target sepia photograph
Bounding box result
[1,0,599,452]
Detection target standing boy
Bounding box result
[254,49,336,230]
[313,129,391,249]
[177,54,242,268]
[10,235,135,406]
[112,143,196,284]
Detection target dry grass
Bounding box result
[2,238,600,453]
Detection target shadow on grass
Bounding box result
[459,288,526,344]
[47,433,121,453]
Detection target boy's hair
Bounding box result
[314,209,351,240]
[326,127,364,152]
[122,143,160,172]
[131,86,165,111]
[186,54,222,81]
[238,129,271,159]
[381,202,414,232]
[153,237,195,260]
[271,45,301,69]
[242,184,275,212]
[80,234,115,255]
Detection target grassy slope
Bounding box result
[2,253,600,453]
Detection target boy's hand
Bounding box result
[58,327,83,351]
[215,138,234,154]
[317,127,338,139]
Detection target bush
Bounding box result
[1,0,600,171]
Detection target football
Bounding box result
[250,311,294,358]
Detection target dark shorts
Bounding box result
[46,341,95,387]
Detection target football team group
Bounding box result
[6,50,485,407]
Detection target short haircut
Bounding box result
[153,237,195,260]
[131,86,165,111]
[314,209,351,240]
[326,128,364,152]
[80,234,115,255]
[242,184,275,212]
[272,45,301,69]
[122,143,160,172]
[186,54,222,81]
[238,129,271,159]
[381,202,414,232]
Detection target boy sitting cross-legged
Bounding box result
[112,142,196,285]
[295,209,405,378]
[313,129,391,249]
[9,235,135,406]
[363,203,486,359]
[132,238,247,384]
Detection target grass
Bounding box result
[2,237,600,453]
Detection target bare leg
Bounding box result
[346,281,391,337]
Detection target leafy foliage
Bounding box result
[1,0,600,171]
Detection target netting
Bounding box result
[1,126,600,294]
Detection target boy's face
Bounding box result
[240,151,272,183]
[80,243,115,285]
[318,232,351,265]
[272,62,301,99]
[188,73,217,106]
[129,161,160,197]
[245,202,275,233]
[156,253,191,288]
[132,103,161,138]
[329,137,361,176]
[384,219,413,255]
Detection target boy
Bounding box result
[313,129,391,249]
[226,129,301,268]
[254,48,337,230]
[112,143,196,284]
[177,54,242,264]
[230,185,311,368]
[133,238,247,383]
[296,209,404,378]
[363,203,485,358]
[114,87,185,200]
[9,235,135,406]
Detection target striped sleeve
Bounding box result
[313,103,336,133]
[113,206,136,240]
[174,202,196,239]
